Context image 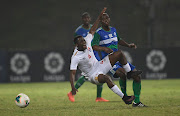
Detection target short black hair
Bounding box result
[82,12,90,18]
[74,35,83,44]
[100,13,109,20]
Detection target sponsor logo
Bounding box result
[10,53,30,75]
[108,34,113,38]
[146,50,167,79]
[146,50,167,72]
[44,52,64,74]
[100,60,103,64]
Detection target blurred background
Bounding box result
[0,0,180,83]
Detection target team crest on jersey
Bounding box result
[87,47,91,52]
[88,54,91,59]
[83,33,86,37]
[104,35,108,38]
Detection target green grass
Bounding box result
[0,79,180,116]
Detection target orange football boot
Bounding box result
[95,97,109,102]
[67,91,75,102]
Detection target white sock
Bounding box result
[110,85,124,98]
[122,63,131,72]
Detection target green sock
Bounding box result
[133,80,141,103]
[97,85,103,98]
[119,78,127,96]
[74,76,86,89]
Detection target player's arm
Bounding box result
[69,56,79,95]
[70,70,78,95]
[92,32,113,53]
[89,7,107,35]
[117,33,137,49]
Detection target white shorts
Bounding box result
[87,56,112,85]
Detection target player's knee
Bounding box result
[120,74,126,80]
[104,75,111,82]
[133,75,141,82]
[116,50,123,57]
[115,71,126,80]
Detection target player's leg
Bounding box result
[108,63,128,96]
[93,51,109,102]
[132,68,147,107]
[96,84,109,102]
[75,76,86,89]
[97,74,134,104]
[115,68,128,96]
[67,75,86,102]
[117,62,136,96]
[108,50,142,78]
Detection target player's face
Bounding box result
[82,15,91,25]
[77,37,87,51]
[101,14,110,26]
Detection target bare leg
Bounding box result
[108,50,142,78]
[108,50,127,66]
[97,74,135,104]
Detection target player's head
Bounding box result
[100,13,110,26]
[74,35,87,51]
[81,12,91,26]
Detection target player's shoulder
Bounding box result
[110,26,117,31]
[96,27,103,33]
[75,25,83,32]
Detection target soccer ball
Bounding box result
[15,93,30,108]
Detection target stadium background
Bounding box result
[0,0,180,83]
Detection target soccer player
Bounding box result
[91,13,147,107]
[70,12,108,102]
[69,7,142,104]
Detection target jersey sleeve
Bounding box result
[70,56,79,70]
[116,32,121,41]
[91,32,100,46]
[74,32,78,37]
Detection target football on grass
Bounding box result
[15,93,30,108]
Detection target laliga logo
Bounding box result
[146,50,167,72]
[122,51,133,64]
[10,53,30,75]
[44,52,64,74]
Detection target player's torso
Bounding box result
[97,27,119,58]
[74,45,98,74]
[75,25,92,37]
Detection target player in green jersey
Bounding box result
[91,13,147,107]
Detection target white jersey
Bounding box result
[70,33,98,77]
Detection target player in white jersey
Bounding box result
[69,7,142,104]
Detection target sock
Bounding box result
[97,85,103,98]
[110,85,124,98]
[119,78,127,96]
[122,63,131,72]
[74,76,86,89]
[133,80,141,103]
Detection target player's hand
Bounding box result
[102,7,107,14]
[99,7,107,19]
[72,87,78,95]
[103,47,113,54]
[128,43,137,49]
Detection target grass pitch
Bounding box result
[0,79,180,116]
